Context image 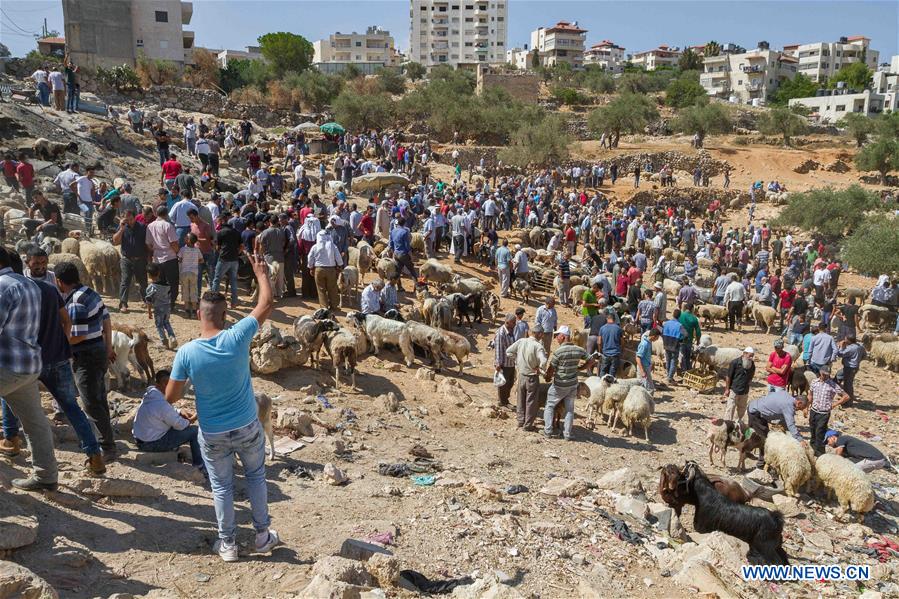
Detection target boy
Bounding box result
[178,233,203,316]
[146,263,177,348]
[132,369,204,468]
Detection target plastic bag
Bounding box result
[493,370,506,387]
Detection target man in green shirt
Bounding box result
[678,303,702,372]
[543,326,594,441]
[581,281,602,327]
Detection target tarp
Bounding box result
[350,172,410,193]
[319,122,346,135]
[293,122,319,131]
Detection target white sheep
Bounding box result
[376,257,398,281]
[697,304,728,326]
[108,331,134,391]
[410,232,425,254]
[869,338,899,372]
[47,253,89,287]
[752,303,778,334]
[604,378,646,429]
[444,276,487,295]
[815,454,875,519]
[60,237,81,256]
[663,278,682,297]
[348,242,373,279]
[79,239,121,295]
[695,345,743,373]
[620,385,654,441]
[348,312,414,367]
[579,375,613,429]
[404,321,446,370]
[337,266,360,308]
[420,259,454,285]
[323,328,359,391]
[763,431,812,498]
[440,329,472,373]
[33,138,79,161]
[784,344,801,362]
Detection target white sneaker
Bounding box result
[255,529,281,554]
[168,338,178,350]
[213,539,239,562]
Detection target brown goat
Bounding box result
[659,464,750,516]
[111,323,154,386]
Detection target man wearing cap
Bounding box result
[360,279,383,315]
[543,326,594,441]
[826,431,888,472]
[766,338,792,392]
[505,329,547,431]
[494,314,518,408]
[807,366,849,456]
[652,281,667,325]
[722,347,756,422]
[512,244,529,283]
[661,309,687,385]
[534,297,558,354]
[747,388,807,468]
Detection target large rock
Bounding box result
[647,502,685,539]
[300,574,370,599]
[377,392,400,414]
[451,578,524,599]
[339,539,392,562]
[0,560,59,598]
[772,493,802,518]
[615,496,649,521]
[0,514,38,551]
[366,553,400,587]
[673,561,737,599]
[312,556,375,587]
[275,408,314,437]
[596,467,645,497]
[539,477,589,498]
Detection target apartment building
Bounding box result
[629,45,681,70]
[529,21,587,69]
[506,47,530,70]
[782,36,879,83]
[409,0,508,68]
[789,63,899,123]
[699,43,798,105]
[313,26,398,71]
[216,46,263,68]
[583,40,625,72]
[62,0,195,69]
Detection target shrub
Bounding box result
[332,89,393,131]
[183,48,220,89]
[219,58,272,92]
[674,102,731,145]
[95,64,141,92]
[136,56,180,87]
[375,68,406,95]
[842,215,899,276]
[839,113,875,147]
[551,86,589,105]
[771,185,885,239]
[854,137,899,184]
[758,106,807,146]
[404,62,426,81]
[587,92,659,147]
[283,70,343,112]
[770,73,820,106]
[665,77,708,108]
[499,115,571,168]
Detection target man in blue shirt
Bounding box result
[495,239,512,297]
[166,255,281,562]
[635,328,660,392]
[597,313,623,377]
[747,387,807,468]
[661,310,687,384]
[389,220,417,292]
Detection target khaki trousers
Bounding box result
[314,266,339,310]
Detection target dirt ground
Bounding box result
[3,101,899,599]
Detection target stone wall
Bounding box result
[476,68,541,104]
[565,150,732,177]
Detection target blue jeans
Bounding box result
[199,251,217,295]
[37,82,50,106]
[544,383,577,439]
[154,305,175,342]
[600,354,620,377]
[158,148,170,165]
[665,349,678,380]
[212,259,239,306]
[2,359,100,456]
[199,419,270,544]
[137,425,203,466]
[176,226,190,247]
[66,84,78,111]
[680,343,693,372]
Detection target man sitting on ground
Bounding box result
[132,369,203,469]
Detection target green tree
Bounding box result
[874,111,899,138]
[704,41,722,57]
[839,113,875,147]
[828,62,872,90]
[530,49,540,69]
[771,185,885,238]
[575,65,615,93]
[758,106,807,145]
[498,115,571,167]
[551,86,589,105]
[770,73,819,106]
[341,64,362,80]
[333,90,393,131]
[257,32,313,76]
[404,61,426,81]
[284,70,343,112]
[617,72,649,94]
[674,102,731,147]
[587,93,659,147]
[375,68,406,94]
[219,58,272,92]
[678,48,702,71]
[855,136,899,184]
[843,216,899,276]
[665,76,708,108]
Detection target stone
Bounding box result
[275,408,314,437]
[578,565,613,598]
[772,493,802,518]
[301,574,370,599]
[72,478,161,498]
[596,467,645,497]
[858,591,882,599]
[378,393,400,414]
[0,514,38,550]
[366,553,400,587]
[528,521,574,539]
[539,477,589,498]
[615,496,649,521]
[327,438,347,455]
[673,561,736,599]
[312,556,376,587]
[465,479,503,500]
[0,560,59,598]
[451,578,524,599]
[647,502,685,539]
[323,463,348,486]
[339,539,393,562]
[132,450,179,466]
[415,367,435,381]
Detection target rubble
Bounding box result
[539,476,590,498]
[249,323,310,374]
[823,159,851,173]
[793,159,821,174]
[339,539,393,562]
[275,407,314,437]
[0,560,58,598]
[324,463,349,486]
[596,467,645,497]
[71,478,161,498]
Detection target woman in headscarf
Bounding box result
[297,214,321,297]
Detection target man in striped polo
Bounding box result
[55,261,118,461]
[543,326,594,441]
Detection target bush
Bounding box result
[665,77,708,108]
[551,86,589,105]
[770,73,819,106]
[674,102,731,145]
[219,58,273,93]
[573,66,615,93]
[854,136,899,184]
[758,106,807,145]
[375,68,406,95]
[95,64,141,92]
[498,115,571,168]
[332,89,393,131]
[136,56,180,86]
[843,215,899,276]
[771,185,885,239]
[183,48,220,89]
[839,112,875,147]
[404,62,426,81]
[283,70,343,112]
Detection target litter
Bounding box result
[876,410,889,423]
[594,507,644,545]
[289,466,314,480]
[412,475,436,486]
[272,437,305,455]
[409,444,433,458]
[399,570,474,594]
[505,484,529,495]
[365,531,395,546]
[378,463,412,478]
[316,394,334,409]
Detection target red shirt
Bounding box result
[299,206,313,224]
[360,213,374,237]
[16,162,34,187]
[136,213,155,226]
[191,220,214,253]
[779,288,796,311]
[627,266,643,286]
[2,159,17,178]
[766,351,792,388]
[615,274,629,296]
[564,227,576,242]
[161,159,182,180]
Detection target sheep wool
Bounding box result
[815,454,875,516]
[763,431,812,497]
[621,385,654,441]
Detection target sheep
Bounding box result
[659,464,750,517]
[568,284,588,312]
[323,328,359,391]
[440,330,472,373]
[293,315,341,368]
[481,291,500,322]
[78,239,121,295]
[448,292,483,326]
[112,323,154,386]
[404,321,446,370]
[662,278,682,297]
[860,304,896,332]
[528,226,543,247]
[431,297,453,330]
[843,287,869,304]
[443,276,488,295]
[511,278,531,302]
[604,378,646,429]
[376,257,398,281]
[347,312,414,367]
[667,462,789,565]
[39,236,60,255]
[696,304,729,326]
[815,454,876,520]
[752,303,778,334]
[47,253,89,287]
[620,385,654,441]
[579,374,615,429]
[705,418,764,470]
[32,138,79,161]
[337,266,360,308]
[763,431,812,498]
[784,344,801,362]
[410,232,425,254]
[348,242,373,279]
[417,259,452,286]
[108,331,135,391]
[695,345,744,374]
[861,334,899,372]
[571,327,588,350]
[534,249,556,265]
[60,237,81,256]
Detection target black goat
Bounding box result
[679,461,789,565]
[383,309,405,322]
[451,292,483,327]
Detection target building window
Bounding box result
[439,5,446,11]
[466,5,474,9]
[465,42,473,46]
[420,5,426,8]
[452,42,459,47]
[136,39,144,47]
[155,10,168,22]
[836,105,846,111]
[452,4,459,8]
[465,17,473,21]
[497,16,504,21]
[497,41,503,47]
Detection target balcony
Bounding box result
[432,18,449,27]
[741,65,764,73]
[748,81,764,91]
[180,1,193,25]
[700,74,729,89]
[182,30,194,49]
[432,41,449,50]
[704,54,728,63]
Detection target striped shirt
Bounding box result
[810,378,844,413]
[494,325,516,368]
[550,343,588,388]
[0,268,42,374]
[65,285,109,351]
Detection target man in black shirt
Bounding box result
[722,347,756,422]
[26,191,64,239]
[211,212,242,308]
[112,209,149,313]
[154,124,170,165]
[826,430,888,472]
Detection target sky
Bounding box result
[2,0,898,61]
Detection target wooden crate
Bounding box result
[530,269,555,294]
[683,369,717,393]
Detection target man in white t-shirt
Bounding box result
[48,68,66,111]
[292,162,305,189]
[72,168,96,235]
[30,67,50,106]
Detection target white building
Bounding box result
[216,46,262,68]
[583,40,625,72]
[409,0,508,68]
[629,45,681,70]
[782,36,879,83]
[312,26,398,68]
[789,63,899,123]
[506,47,529,70]
[529,21,587,69]
[700,43,798,105]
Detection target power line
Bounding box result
[0,8,39,35]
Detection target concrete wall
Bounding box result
[476,68,541,103]
[63,0,135,69]
[131,0,190,64]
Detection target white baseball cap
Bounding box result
[554,325,571,337]
[743,347,755,354]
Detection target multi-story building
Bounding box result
[505,47,530,70]
[409,0,508,69]
[216,46,263,68]
[529,21,587,69]
[782,36,879,83]
[583,40,625,72]
[699,42,798,105]
[312,26,398,73]
[628,45,681,70]
[789,60,899,123]
[62,0,194,69]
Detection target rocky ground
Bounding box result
[1,98,899,599]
